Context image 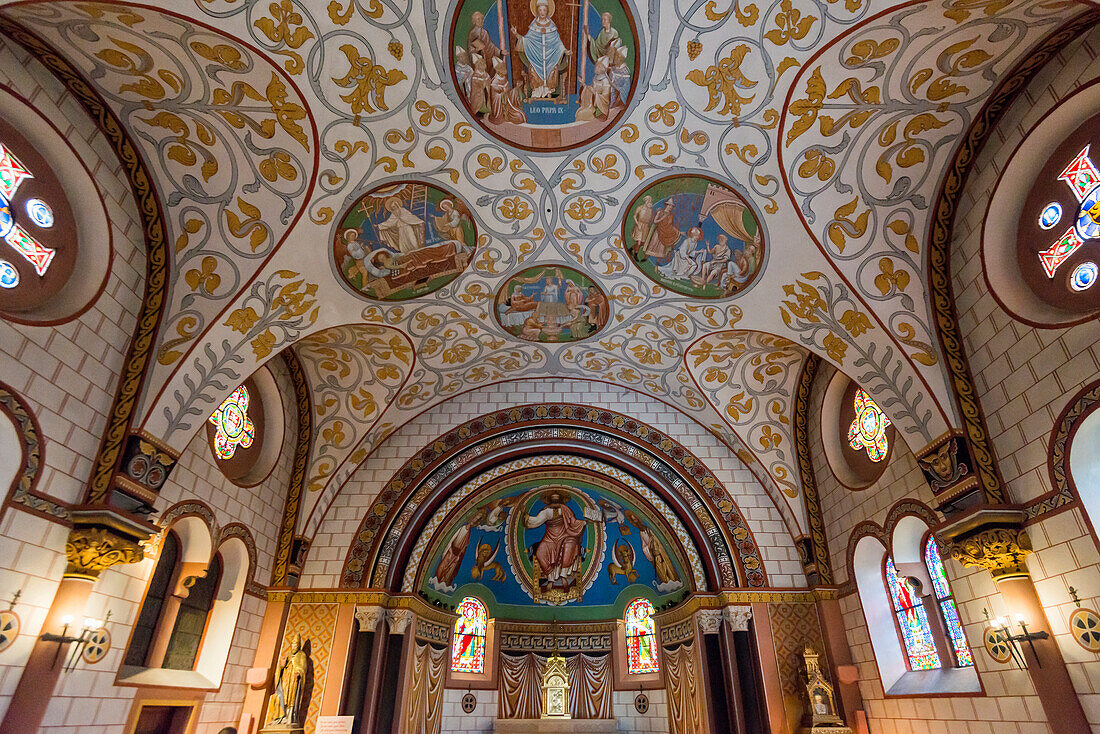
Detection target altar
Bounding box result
[493,720,619,733]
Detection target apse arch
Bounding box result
[340,404,769,594]
[1055,379,1100,536]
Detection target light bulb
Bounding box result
[1015,613,1026,625]
[60,615,73,626]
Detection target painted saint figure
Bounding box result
[377,198,425,254]
[511,0,571,98]
[525,489,586,591]
[431,507,487,591]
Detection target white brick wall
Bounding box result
[613,689,669,733]
[440,687,498,733]
[300,378,806,590]
[0,37,145,507]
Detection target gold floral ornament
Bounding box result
[332,44,407,123]
[764,0,817,46]
[685,44,757,117]
[254,0,315,75]
[185,256,221,294]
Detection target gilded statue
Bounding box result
[266,633,310,730]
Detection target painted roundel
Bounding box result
[449,0,639,152]
[495,265,609,342]
[623,175,764,298]
[334,181,477,301]
[1017,112,1100,318]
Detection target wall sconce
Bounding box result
[40,610,111,672]
[990,613,1048,669]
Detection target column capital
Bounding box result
[938,507,1031,580]
[63,506,157,581]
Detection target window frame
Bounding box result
[624,597,659,675]
[451,596,488,674]
[882,553,941,672]
[922,532,975,668]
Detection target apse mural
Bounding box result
[334,181,477,301]
[494,265,609,342]
[449,0,639,151]
[422,474,688,613]
[623,175,764,298]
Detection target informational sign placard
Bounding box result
[316,715,355,734]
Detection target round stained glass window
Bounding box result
[204,371,281,487]
[825,373,896,489]
[0,260,17,289]
[1039,202,1062,230]
[1070,261,1097,291]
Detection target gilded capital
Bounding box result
[64,526,145,580]
[948,527,1032,579]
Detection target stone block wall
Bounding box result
[300,377,806,590]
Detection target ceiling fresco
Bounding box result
[0,0,1090,553]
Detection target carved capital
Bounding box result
[696,609,723,635]
[949,527,1032,579]
[65,527,144,580]
[389,608,414,635]
[64,506,157,580]
[917,431,981,512]
[354,605,387,632]
[723,605,752,632]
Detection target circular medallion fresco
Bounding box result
[623,175,764,298]
[449,0,639,152]
[495,265,609,342]
[334,181,477,301]
[1017,112,1100,318]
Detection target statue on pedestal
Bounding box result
[263,633,311,732]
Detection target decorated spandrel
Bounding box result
[0,142,54,279]
[208,386,255,460]
[848,389,891,462]
[884,556,940,670]
[452,596,488,673]
[625,597,659,674]
[924,537,974,667]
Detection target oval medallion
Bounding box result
[334,181,477,301]
[495,265,609,342]
[623,175,764,298]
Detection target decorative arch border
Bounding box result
[926,9,1100,507]
[1043,378,1100,520]
[155,499,264,597]
[271,348,312,587]
[0,15,171,505]
[839,499,940,597]
[341,404,769,590]
[0,380,67,522]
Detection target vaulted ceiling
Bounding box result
[2,0,1088,541]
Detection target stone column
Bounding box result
[944,512,1088,731]
[0,508,152,734]
[722,606,753,734]
[354,606,389,733]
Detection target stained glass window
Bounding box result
[625,598,659,674]
[451,596,487,673]
[924,536,974,667]
[0,141,55,279]
[208,386,255,460]
[884,556,940,670]
[848,389,891,462]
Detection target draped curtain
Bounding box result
[405,642,446,734]
[498,652,613,719]
[709,202,754,243]
[499,652,545,719]
[565,653,613,719]
[665,642,705,734]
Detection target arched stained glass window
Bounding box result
[884,556,940,670]
[451,596,487,673]
[924,537,974,667]
[625,598,659,674]
[209,385,255,460]
[848,389,891,462]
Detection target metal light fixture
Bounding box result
[40,610,110,671]
[989,613,1048,669]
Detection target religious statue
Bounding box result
[800,646,852,734]
[511,0,572,98]
[264,634,311,732]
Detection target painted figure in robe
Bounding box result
[511,0,571,98]
[377,197,424,254]
[525,489,586,591]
